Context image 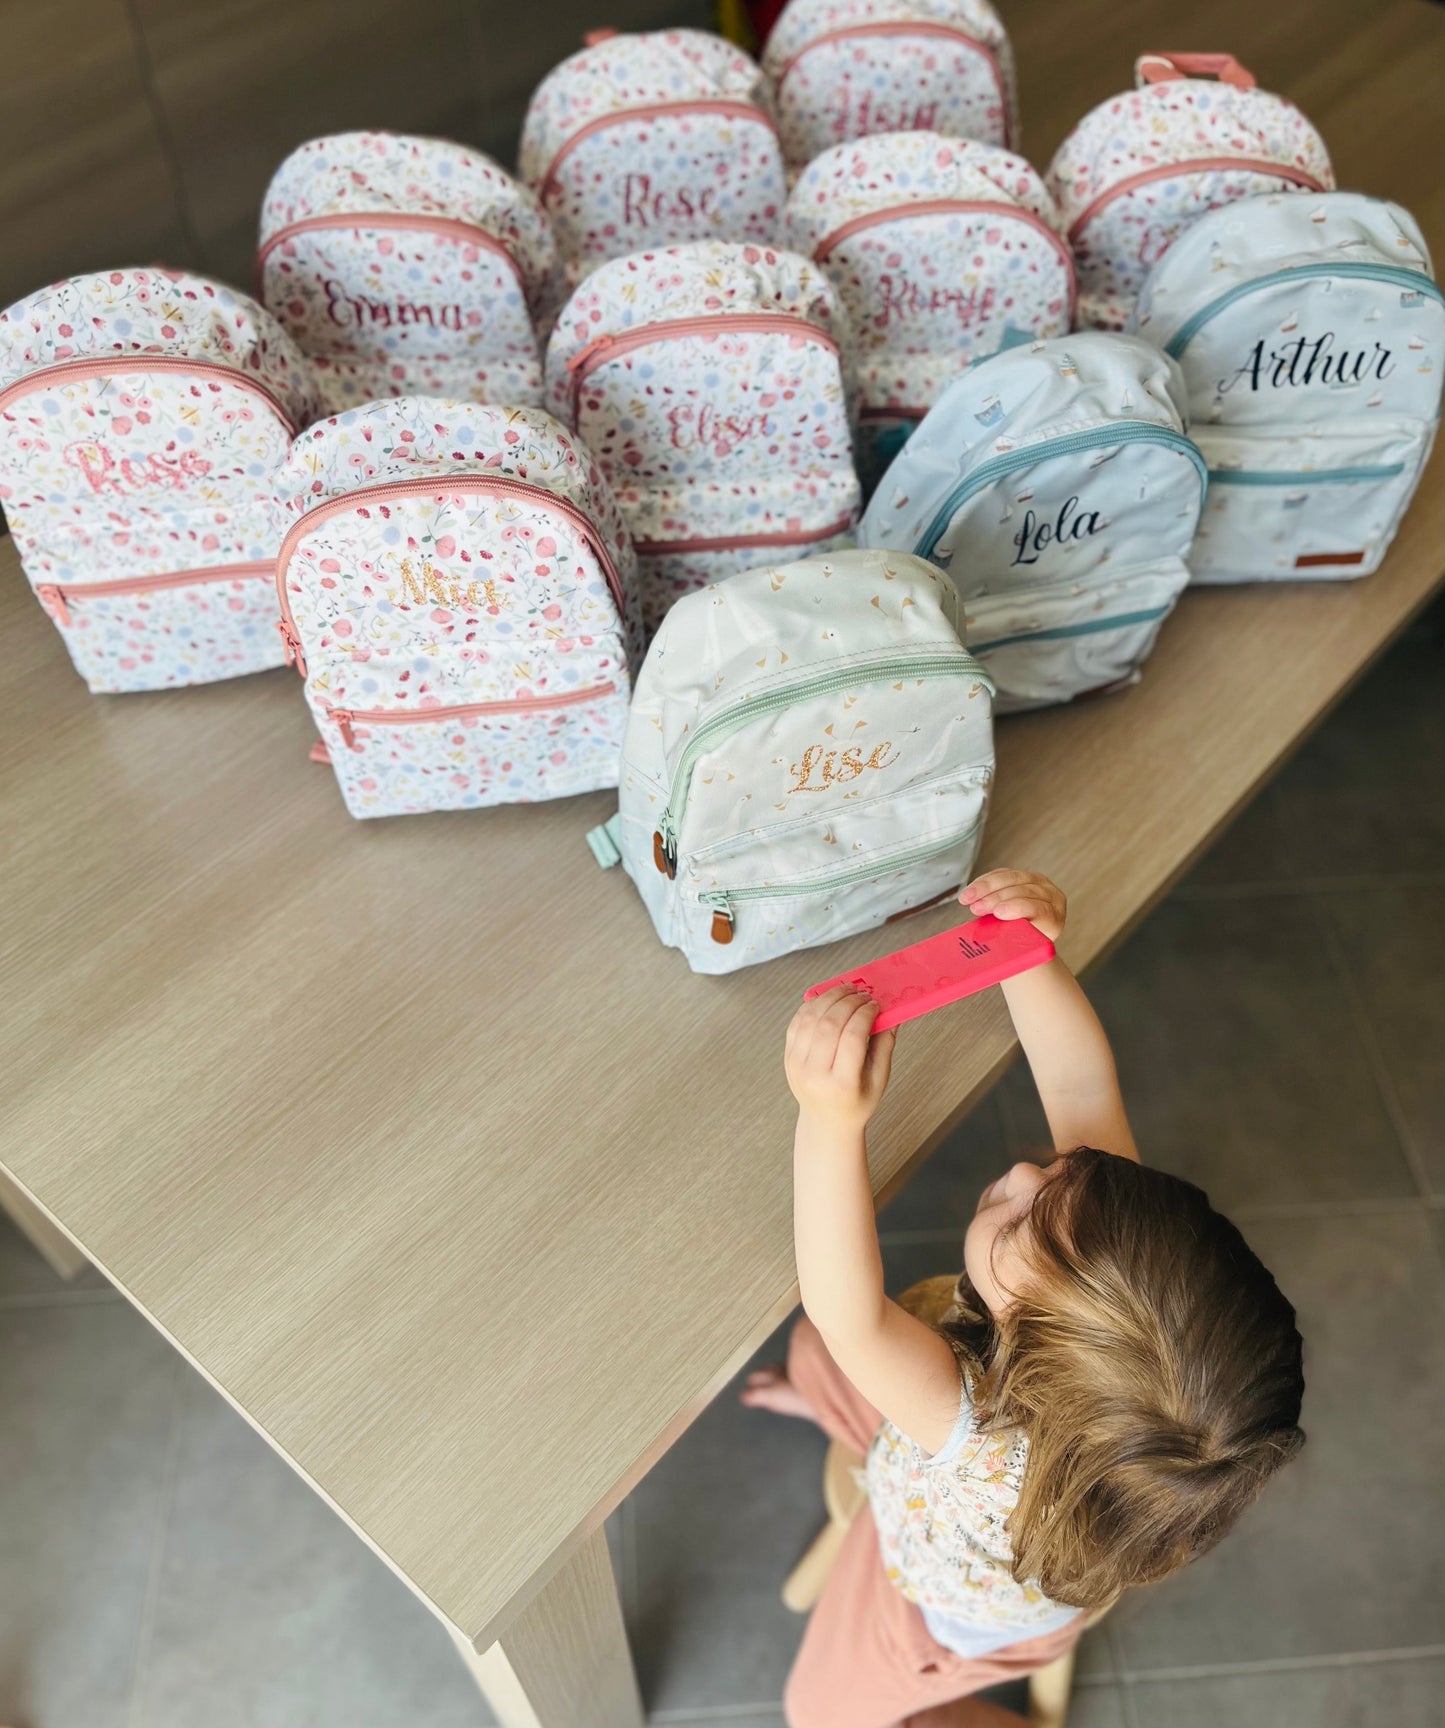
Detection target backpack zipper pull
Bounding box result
[701,893,734,945]
[332,709,358,751]
[567,334,614,373]
[37,584,70,626]
[654,812,678,877]
[278,618,307,676]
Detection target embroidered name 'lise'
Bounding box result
[1218,331,1395,395]
[1010,495,1101,566]
[788,740,900,794]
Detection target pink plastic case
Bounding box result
[804,915,1055,1031]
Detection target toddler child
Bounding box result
[745,869,1305,1728]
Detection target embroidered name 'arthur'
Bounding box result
[1010,495,1102,566]
[788,739,900,794]
[1219,331,1395,395]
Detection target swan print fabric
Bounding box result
[258,132,560,412]
[0,268,318,693]
[519,30,786,287]
[273,398,640,818]
[762,0,1019,175]
[545,241,859,632]
[1048,53,1333,331]
[786,132,1073,487]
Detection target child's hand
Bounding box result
[960,869,1067,944]
[785,986,895,1134]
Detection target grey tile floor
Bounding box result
[3,615,1441,1728]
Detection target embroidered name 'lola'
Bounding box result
[1219,331,1395,395]
[397,557,501,610]
[1010,495,1101,566]
[787,739,900,794]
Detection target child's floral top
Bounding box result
[866,1380,1078,1655]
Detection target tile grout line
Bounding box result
[124,1354,188,1728]
[1308,895,1439,1202]
[116,0,209,270]
[1172,870,1445,902]
[1075,1640,1445,1688]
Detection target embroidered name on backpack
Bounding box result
[397,557,500,610]
[876,277,997,333]
[1010,495,1101,566]
[620,175,717,229]
[667,401,775,452]
[830,89,938,139]
[63,439,213,495]
[323,280,467,332]
[1219,332,1395,395]
[787,740,899,794]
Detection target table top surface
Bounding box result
[2,0,1442,1651]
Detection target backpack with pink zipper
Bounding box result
[761,0,1019,177]
[0,267,319,694]
[273,397,640,819]
[1048,52,1334,331]
[543,239,859,634]
[518,29,786,288]
[785,131,1072,489]
[257,131,559,413]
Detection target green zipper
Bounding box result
[1207,462,1407,486]
[1163,263,1445,357]
[970,603,1173,655]
[914,423,1208,562]
[698,816,984,933]
[653,651,992,874]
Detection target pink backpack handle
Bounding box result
[584,27,618,45]
[1135,53,1256,90]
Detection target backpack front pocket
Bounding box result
[1189,421,1434,581]
[34,560,282,693]
[314,664,626,818]
[681,767,993,973]
[963,559,1190,711]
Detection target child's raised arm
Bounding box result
[961,870,1139,1163]
[786,988,963,1454]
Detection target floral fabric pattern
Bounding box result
[273,396,640,818]
[1047,59,1334,330]
[544,240,860,626]
[0,267,319,692]
[762,0,1019,175]
[258,131,559,413]
[787,132,1072,483]
[518,30,786,284]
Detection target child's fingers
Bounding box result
[967,885,1050,918]
[832,994,882,1070]
[862,1024,896,1093]
[961,868,1034,904]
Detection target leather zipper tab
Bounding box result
[710,905,734,944]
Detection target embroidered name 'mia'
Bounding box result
[396,556,501,610]
[787,739,900,794]
[1219,331,1395,394]
[323,279,467,332]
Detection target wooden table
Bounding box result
[2,2,1441,1722]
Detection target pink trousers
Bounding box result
[783,1316,1085,1728]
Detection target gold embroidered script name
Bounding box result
[398,557,499,610]
[787,741,900,795]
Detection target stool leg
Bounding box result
[1027,1647,1077,1728]
[781,1513,851,1612]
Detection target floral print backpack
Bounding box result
[587,547,995,973]
[518,29,787,289]
[761,0,1019,178]
[1131,191,1444,582]
[785,132,1073,489]
[859,332,1205,710]
[273,398,640,819]
[257,131,559,412]
[1047,53,1334,332]
[0,267,319,694]
[544,240,860,633]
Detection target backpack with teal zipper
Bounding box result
[857,332,1205,711]
[1130,192,1443,582]
[587,548,995,974]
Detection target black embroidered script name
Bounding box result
[1010,494,1102,566]
[1219,331,1394,395]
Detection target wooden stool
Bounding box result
[782,1439,1095,1728]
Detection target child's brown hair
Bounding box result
[944,1148,1305,1611]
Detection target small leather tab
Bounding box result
[710,910,734,945]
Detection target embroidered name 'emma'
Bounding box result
[1011,495,1101,566]
[1219,332,1395,395]
[64,439,212,495]
[397,557,500,610]
[323,279,465,332]
[876,276,997,332]
[787,740,899,794]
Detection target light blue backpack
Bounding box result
[858,332,1205,711]
[1131,191,1443,582]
